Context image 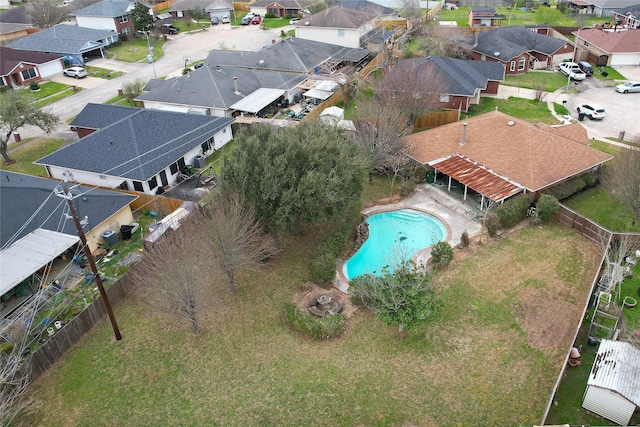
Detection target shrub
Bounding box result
[536,194,560,221]
[583,173,597,188]
[431,241,453,269]
[182,68,191,75]
[264,12,275,18]
[310,250,338,284]
[543,175,588,201]
[460,230,470,247]
[495,193,530,229]
[29,82,40,91]
[485,212,501,236]
[282,302,346,339]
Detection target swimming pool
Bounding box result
[342,208,447,280]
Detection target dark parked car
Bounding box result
[210,16,219,25]
[241,16,251,25]
[194,62,204,69]
[577,61,593,76]
[162,24,179,34]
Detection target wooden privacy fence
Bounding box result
[555,204,612,244]
[105,187,184,217]
[303,89,344,120]
[414,110,459,129]
[28,276,133,379]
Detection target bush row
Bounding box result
[495,193,530,229]
[543,173,597,201]
[281,302,347,339]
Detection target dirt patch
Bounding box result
[362,194,404,210]
[293,282,358,318]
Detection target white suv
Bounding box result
[558,62,586,81]
[577,103,606,120]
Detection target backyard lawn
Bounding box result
[503,71,570,92]
[563,186,640,233]
[17,201,600,426]
[466,97,561,124]
[1,138,65,176]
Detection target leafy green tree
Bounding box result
[121,78,146,107]
[221,120,365,249]
[430,241,453,269]
[0,90,59,164]
[187,8,207,22]
[603,148,640,226]
[349,259,437,333]
[131,2,154,34]
[536,194,560,221]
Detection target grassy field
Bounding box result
[16,183,601,426]
[437,6,609,27]
[106,37,165,63]
[466,97,561,124]
[563,186,640,233]
[503,71,569,92]
[1,138,65,176]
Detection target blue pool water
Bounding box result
[343,209,447,280]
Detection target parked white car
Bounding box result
[63,67,87,79]
[615,81,640,93]
[577,103,606,120]
[558,62,586,81]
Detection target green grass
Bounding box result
[83,65,123,79]
[592,65,626,81]
[466,97,561,124]
[554,102,569,115]
[503,71,570,92]
[0,138,65,176]
[261,17,293,29]
[589,139,622,156]
[563,185,640,233]
[106,37,165,62]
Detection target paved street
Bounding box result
[11,24,284,143]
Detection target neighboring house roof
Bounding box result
[205,37,370,73]
[336,0,396,15]
[0,6,34,25]
[473,26,568,61]
[0,170,136,248]
[0,22,32,35]
[70,0,134,17]
[576,28,640,53]
[588,0,636,8]
[587,339,640,406]
[302,6,373,28]
[0,47,63,75]
[470,7,497,14]
[399,56,505,97]
[137,65,307,110]
[613,4,640,17]
[69,103,139,130]
[250,0,303,8]
[407,111,612,196]
[6,25,114,54]
[169,0,231,12]
[36,105,234,182]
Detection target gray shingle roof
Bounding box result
[613,3,640,16]
[169,0,229,12]
[70,0,134,17]
[399,56,505,96]
[473,26,567,61]
[336,0,396,15]
[6,25,114,54]
[250,0,302,8]
[36,105,234,182]
[0,171,136,248]
[0,22,32,35]
[205,37,370,73]
[0,6,33,25]
[69,103,138,130]
[137,66,307,110]
[302,6,373,28]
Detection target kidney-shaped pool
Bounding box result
[342,208,448,280]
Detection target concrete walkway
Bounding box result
[334,183,483,293]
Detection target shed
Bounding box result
[582,339,640,426]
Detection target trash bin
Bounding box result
[120,225,134,240]
[426,171,435,184]
[101,229,118,247]
[578,113,585,121]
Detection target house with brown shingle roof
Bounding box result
[407,111,613,208]
[0,46,64,87]
[573,28,640,66]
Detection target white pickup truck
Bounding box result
[558,62,586,81]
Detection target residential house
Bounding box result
[249,0,304,18]
[204,37,371,76]
[36,104,234,195]
[613,4,640,29]
[468,7,503,27]
[0,46,64,87]
[569,0,631,17]
[168,0,233,21]
[6,24,118,66]
[394,56,505,113]
[406,111,613,208]
[573,27,640,66]
[471,26,573,74]
[0,22,32,44]
[0,5,35,26]
[336,0,398,19]
[136,65,308,117]
[295,6,378,49]
[0,171,137,311]
[70,0,148,38]
[582,339,640,426]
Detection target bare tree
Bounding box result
[0,352,32,427]
[352,103,412,184]
[27,0,69,28]
[603,148,640,226]
[122,78,147,107]
[202,193,274,293]
[130,219,213,334]
[374,57,448,125]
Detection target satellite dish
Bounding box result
[494,52,500,56]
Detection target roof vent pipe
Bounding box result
[233,76,238,93]
[460,123,467,146]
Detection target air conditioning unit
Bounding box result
[193,155,205,169]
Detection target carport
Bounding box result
[231,88,285,116]
[431,155,524,209]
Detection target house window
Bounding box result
[178,157,186,169]
[267,7,278,15]
[439,95,450,102]
[21,68,37,80]
[518,57,526,71]
[132,181,143,192]
[121,27,130,35]
[147,176,158,190]
[338,29,345,37]
[170,162,179,175]
[510,61,515,71]
[118,15,128,23]
[481,54,486,61]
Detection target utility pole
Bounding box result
[55,178,122,341]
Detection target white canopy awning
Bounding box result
[230,88,285,114]
[314,80,338,92]
[303,89,333,100]
[0,228,79,295]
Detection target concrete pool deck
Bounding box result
[334,183,483,293]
